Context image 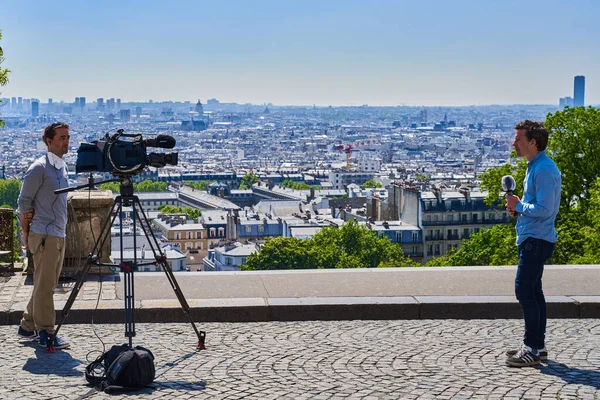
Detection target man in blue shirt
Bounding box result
[505,120,561,367]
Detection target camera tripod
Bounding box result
[48,176,206,352]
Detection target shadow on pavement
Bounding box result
[22,345,83,377]
[540,361,600,390]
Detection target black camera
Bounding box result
[76,130,178,175]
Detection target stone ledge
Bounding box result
[3,295,599,325]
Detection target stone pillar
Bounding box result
[27,190,114,277]
[63,190,114,277]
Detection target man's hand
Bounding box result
[506,195,520,217]
[19,210,34,251]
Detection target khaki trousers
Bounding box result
[20,232,65,334]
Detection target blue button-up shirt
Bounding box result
[515,151,561,245]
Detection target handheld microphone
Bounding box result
[501,175,518,216]
[501,175,516,196]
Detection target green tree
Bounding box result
[426,224,517,266]
[281,179,311,190]
[0,178,21,209]
[157,205,202,220]
[363,179,383,188]
[415,174,430,182]
[239,173,259,190]
[568,178,600,264]
[135,180,167,192]
[0,29,10,127]
[98,180,167,193]
[243,220,417,270]
[545,106,600,213]
[243,237,318,270]
[98,182,121,193]
[186,181,213,191]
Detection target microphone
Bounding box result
[501,175,516,196]
[501,175,518,217]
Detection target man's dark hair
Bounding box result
[514,120,549,151]
[42,122,69,146]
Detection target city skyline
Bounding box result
[1,0,599,106]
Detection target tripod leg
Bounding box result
[48,197,122,352]
[133,198,206,350]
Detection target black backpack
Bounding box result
[85,344,156,394]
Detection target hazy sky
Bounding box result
[1,0,598,106]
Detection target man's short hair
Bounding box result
[514,120,549,151]
[42,122,69,146]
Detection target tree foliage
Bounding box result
[0,178,21,210]
[281,179,311,190]
[0,29,11,127]
[157,205,202,220]
[243,220,418,270]
[242,237,317,270]
[568,177,600,264]
[426,224,517,266]
[99,179,167,193]
[363,179,383,188]
[545,106,600,213]
[185,181,213,191]
[239,173,259,190]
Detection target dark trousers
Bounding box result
[515,237,555,350]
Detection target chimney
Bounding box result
[432,187,442,203]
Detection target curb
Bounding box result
[2,296,600,325]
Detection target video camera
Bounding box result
[75,130,178,175]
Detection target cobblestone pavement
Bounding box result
[0,274,117,308]
[0,319,599,399]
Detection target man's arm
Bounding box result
[17,163,43,249]
[514,169,560,218]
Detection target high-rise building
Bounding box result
[75,97,80,108]
[195,99,203,114]
[97,98,104,108]
[31,101,39,118]
[573,75,585,107]
[120,109,130,122]
[80,97,86,108]
[116,98,121,108]
[11,97,16,108]
[48,98,53,104]
[135,106,142,116]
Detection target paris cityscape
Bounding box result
[0,73,591,270]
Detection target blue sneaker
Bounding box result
[17,326,39,341]
[38,330,70,350]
